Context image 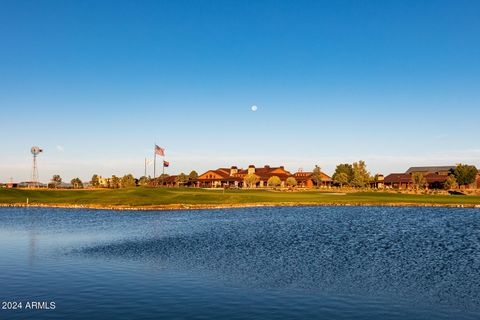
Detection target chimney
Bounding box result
[264,165,270,169]
[248,165,255,175]
[230,166,238,176]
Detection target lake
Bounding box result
[0,206,479,319]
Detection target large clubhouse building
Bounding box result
[196,165,332,188]
[153,164,479,190]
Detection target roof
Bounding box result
[405,166,455,174]
[384,173,411,183]
[384,173,449,184]
[198,165,333,182]
[293,171,332,182]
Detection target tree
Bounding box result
[444,175,458,190]
[138,176,150,186]
[267,176,281,187]
[311,165,323,188]
[152,173,170,187]
[351,161,370,188]
[243,174,259,188]
[454,164,478,186]
[333,172,349,188]
[120,174,136,188]
[332,164,353,187]
[50,175,62,188]
[110,175,120,189]
[188,170,199,181]
[286,177,297,187]
[176,173,189,186]
[70,177,83,189]
[411,172,426,190]
[90,174,100,188]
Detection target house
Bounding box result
[384,166,456,189]
[369,174,385,189]
[153,175,178,187]
[196,167,241,188]
[98,176,110,188]
[196,165,332,188]
[294,171,332,188]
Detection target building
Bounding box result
[98,176,110,188]
[404,166,455,175]
[384,166,456,189]
[153,175,178,187]
[197,165,332,188]
[294,171,332,188]
[369,174,385,189]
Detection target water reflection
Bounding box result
[75,211,480,309]
[0,206,479,320]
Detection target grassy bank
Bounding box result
[1,187,480,209]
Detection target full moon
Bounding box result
[251,105,258,112]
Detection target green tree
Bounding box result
[351,161,370,188]
[333,172,349,188]
[90,174,100,188]
[138,176,150,186]
[286,177,297,187]
[243,174,259,188]
[411,172,426,190]
[311,165,323,188]
[70,177,83,189]
[454,164,478,186]
[188,170,199,181]
[444,174,458,190]
[50,174,62,188]
[120,174,136,188]
[110,175,120,189]
[332,164,353,187]
[176,173,189,186]
[267,175,281,187]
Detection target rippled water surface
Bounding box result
[1,206,479,319]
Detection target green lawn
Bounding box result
[1,187,480,208]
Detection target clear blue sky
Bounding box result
[1,0,479,182]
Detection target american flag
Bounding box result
[155,145,165,156]
[163,160,170,167]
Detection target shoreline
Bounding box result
[1,202,480,211]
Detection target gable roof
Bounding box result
[198,169,231,180]
[384,173,449,184]
[405,166,455,174]
[293,171,332,182]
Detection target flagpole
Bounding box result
[144,157,147,177]
[153,144,156,180]
[162,156,165,187]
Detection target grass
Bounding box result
[1,187,480,208]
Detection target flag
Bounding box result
[155,145,165,156]
[163,160,170,167]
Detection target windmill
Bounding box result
[30,146,43,188]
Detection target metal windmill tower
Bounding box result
[30,146,43,187]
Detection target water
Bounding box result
[0,206,479,319]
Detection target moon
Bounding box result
[251,105,258,112]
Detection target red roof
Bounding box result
[293,171,332,182]
[198,165,332,183]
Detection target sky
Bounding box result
[1,0,479,182]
